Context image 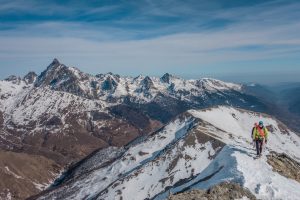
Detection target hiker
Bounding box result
[252,121,268,157]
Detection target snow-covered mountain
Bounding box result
[32,58,243,103]
[0,59,267,154]
[0,59,288,199]
[32,106,300,200]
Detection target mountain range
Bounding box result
[0,59,299,199]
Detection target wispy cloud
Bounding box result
[0,0,299,83]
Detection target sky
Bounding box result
[0,0,300,84]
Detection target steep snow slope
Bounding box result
[164,107,300,200]
[34,106,300,200]
[33,113,225,200]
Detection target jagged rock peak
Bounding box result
[51,58,60,66]
[23,71,37,84]
[45,58,62,72]
[161,73,172,83]
[35,59,90,88]
[141,76,154,90]
[35,59,66,87]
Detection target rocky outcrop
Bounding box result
[101,76,118,91]
[140,76,155,91]
[267,151,300,183]
[161,73,172,84]
[168,182,256,200]
[4,75,21,84]
[23,72,37,84]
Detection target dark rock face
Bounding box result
[168,182,257,200]
[140,76,154,91]
[34,59,61,87]
[23,72,37,84]
[102,76,118,91]
[34,59,92,98]
[267,151,300,183]
[161,73,172,83]
[44,116,63,126]
[90,111,112,121]
[5,75,21,84]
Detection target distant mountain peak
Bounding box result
[52,58,60,65]
[198,78,241,91]
[161,73,172,83]
[141,76,154,91]
[4,75,21,84]
[23,72,37,84]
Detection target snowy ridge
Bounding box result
[30,59,243,103]
[35,106,300,200]
[0,59,248,135]
[189,107,300,160]
[183,106,300,200]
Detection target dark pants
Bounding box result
[255,139,264,155]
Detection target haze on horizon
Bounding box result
[0,0,300,84]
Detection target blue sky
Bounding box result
[0,0,300,84]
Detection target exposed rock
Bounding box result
[23,72,37,84]
[267,151,300,183]
[161,73,172,84]
[34,59,92,98]
[90,111,112,121]
[43,116,62,126]
[102,76,118,91]
[140,76,154,91]
[168,182,257,200]
[5,75,21,84]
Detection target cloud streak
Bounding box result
[0,0,299,83]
